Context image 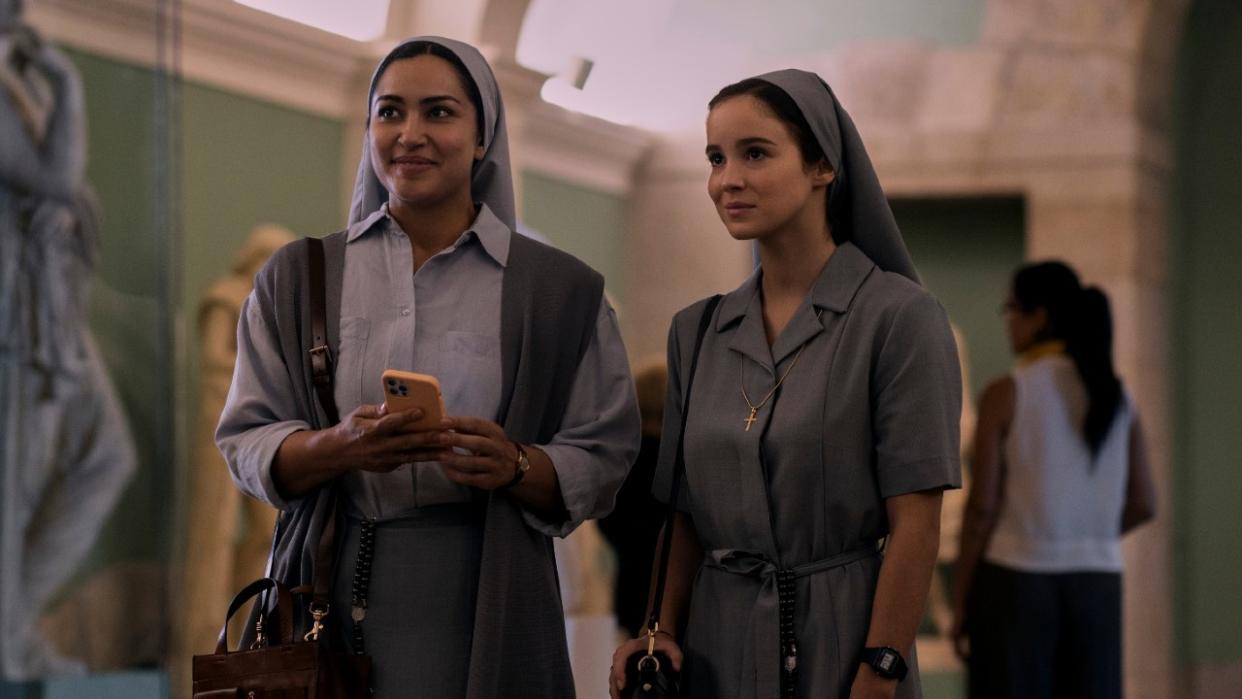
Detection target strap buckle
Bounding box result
[309,344,331,363]
[304,602,329,642]
[249,614,267,650]
[309,345,332,384]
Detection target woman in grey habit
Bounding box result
[217,37,639,698]
[611,71,962,698]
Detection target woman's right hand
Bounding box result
[272,403,447,499]
[326,403,446,472]
[609,632,683,699]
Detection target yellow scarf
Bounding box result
[1017,340,1067,367]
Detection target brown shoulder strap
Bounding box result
[307,236,339,425]
[305,236,340,615]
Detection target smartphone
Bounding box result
[381,370,445,431]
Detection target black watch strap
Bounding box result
[860,646,908,681]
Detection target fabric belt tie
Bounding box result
[704,545,880,698]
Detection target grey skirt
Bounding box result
[332,503,486,699]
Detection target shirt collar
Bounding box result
[467,202,512,266]
[345,202,513,268]
[345,204,389,243]
[715,241,876,331]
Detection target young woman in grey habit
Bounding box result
[217,37,639,698]
[610,71,962,699]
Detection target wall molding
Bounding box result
[27,0,376,119]
[26,0,652,194]
[520,100,652,195]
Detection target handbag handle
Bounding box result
[215,577,295,654]
[644,294,721,640]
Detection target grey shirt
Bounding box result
[218,203,639,536]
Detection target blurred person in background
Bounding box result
[951,261,1156,699]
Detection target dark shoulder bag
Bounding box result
[624,295,721,699]
[192,237,370,698]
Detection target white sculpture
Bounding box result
[173,224,292,693]
[0,0,137,679]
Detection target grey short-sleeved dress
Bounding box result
[654,242,962,698]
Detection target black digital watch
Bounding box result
[860,646,908,681]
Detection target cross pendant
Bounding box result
[744,407,758,432]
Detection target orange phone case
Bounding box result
[381,370,445,430]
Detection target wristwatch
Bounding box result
[503,442,531,489]
[860,646,908,681]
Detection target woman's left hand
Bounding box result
[436,416,521,490]
[848,666,898,699]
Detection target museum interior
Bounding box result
[0,0,1238,697]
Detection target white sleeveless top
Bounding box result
[984,354,1132,573]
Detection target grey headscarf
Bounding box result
[348,36,515,230]
[755,69,920,284]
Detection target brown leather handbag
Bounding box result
[192,237,370,697]
[191,576,369,698]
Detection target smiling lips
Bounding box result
[393,154,436,174]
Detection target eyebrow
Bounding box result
[704,136,778,153]
[374,94,463,105]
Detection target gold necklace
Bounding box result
[741,310,822,432]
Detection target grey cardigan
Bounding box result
[249,230,604,698]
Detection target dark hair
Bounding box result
[369,41,484,140]
[708,78,841,241]
[1011,261,1123,459]
[710,78,825,166]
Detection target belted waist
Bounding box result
[704,545,879,580]
[702,544,881,698]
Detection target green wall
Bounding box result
[178,80,344,535]
[892,197,1027,401]
[520,171,627,303]
[1171,0,1242,667]
[67,47,172,570]
[181,82,344,320]
[890,197,1026,699]
[61,48,344,576]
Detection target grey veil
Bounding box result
[348,36,516,230]
[756,69,921,285]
